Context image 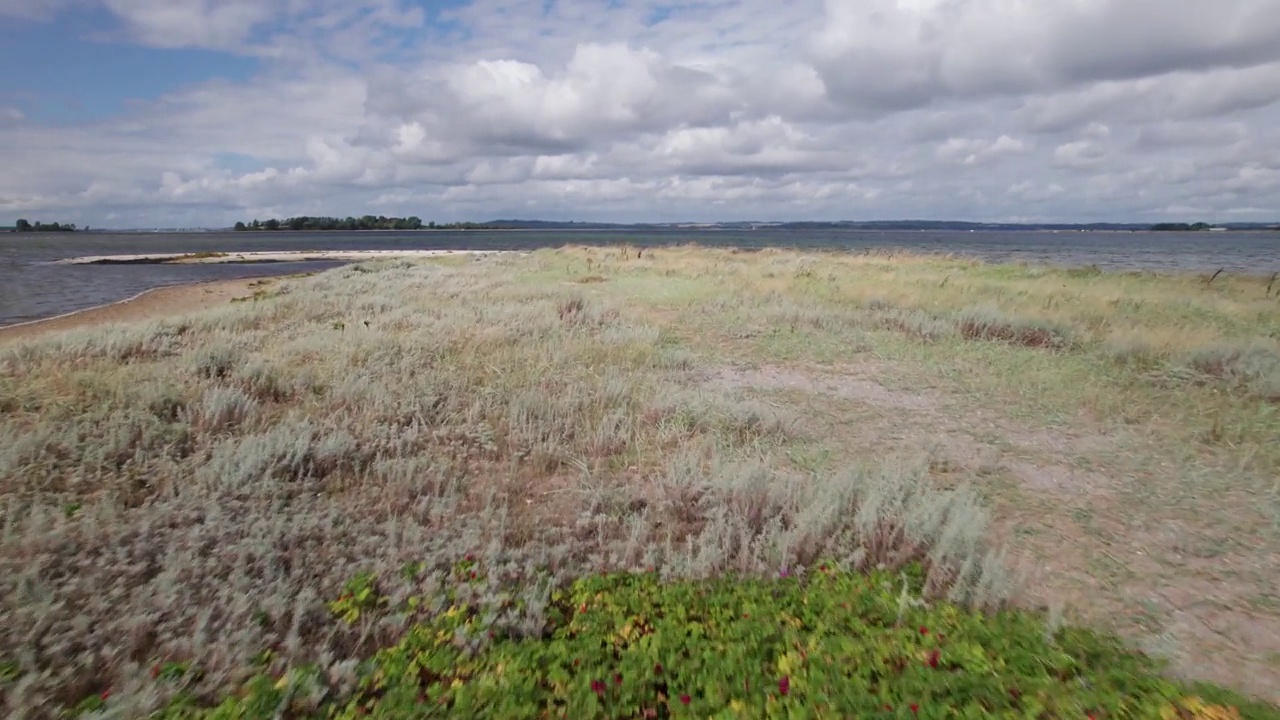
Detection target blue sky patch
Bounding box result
[0,8,259,124]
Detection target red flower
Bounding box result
[654,663,663,675]
[464,553,475,562]
[150,664,160,678]
[910,704,919,714]
[591,680,606,697]
[927,650,940,668]
[919,626,928,635]
[100,690,111,701]
[469,570,477,579]
[1009,689,1022,700]
[680,694,691,705]
[614,673,623,685]
[778,676,790,696]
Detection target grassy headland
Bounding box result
[1,246,1278,718]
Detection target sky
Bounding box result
[2,0,1280,228]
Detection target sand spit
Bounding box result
[56,249,512,265]
[0,278,265,343]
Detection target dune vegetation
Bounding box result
[1,246,1278,718]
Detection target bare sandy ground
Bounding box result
[0,278,264,344]
[57,249,510,265]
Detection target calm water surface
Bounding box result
[1,229,1277,327]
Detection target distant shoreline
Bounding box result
[55,249,513,266]
[13,226,1280,236]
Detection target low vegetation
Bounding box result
[1,246,1278,718]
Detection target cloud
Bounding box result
[811,0,1280,112]
[935,135,1030,166]
[1015,62,1280,133]
[0,0,83,20]
[99,0,278,49]
[3,0,1280,226]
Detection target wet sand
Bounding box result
[0,278,266,344]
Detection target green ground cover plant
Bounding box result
[163,563,1261,719]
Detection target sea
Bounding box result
[1,228,1278,327]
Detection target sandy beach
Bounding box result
[0,277,267,344]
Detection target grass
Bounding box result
[1,246,1278,717]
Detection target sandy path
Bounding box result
[0,278,263,345]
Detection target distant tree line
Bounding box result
[10,219,79,232]
[232,216,499,231]
[1149,222,1213,232]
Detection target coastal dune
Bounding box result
[2,246,1278,714]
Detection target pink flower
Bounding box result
[679,694,691,705]
[591,680,605,697]
[778,676,790,696]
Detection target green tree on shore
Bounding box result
[232,215,478,231]
[11,219,77,232]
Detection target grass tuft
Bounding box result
[956,307,1072,349]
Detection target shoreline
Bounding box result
[4,251,512,343]
[56,249,511,265]
[0,277,270,344]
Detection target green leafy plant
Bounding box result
[185,564,1262,719]
[327,571,386,625]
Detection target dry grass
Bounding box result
[527,245,1280,701]
[0,254,1007,718]
[3,245,1279,714]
